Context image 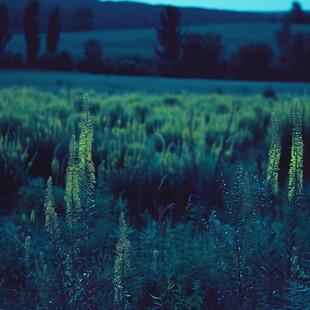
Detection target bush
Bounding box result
[115,56,154,76]
[55,51,73,71]
[1,52,23,68]
[40,51,73,71]
[263,87,278,100]
[39,52,56,69]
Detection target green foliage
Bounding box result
[288,100,303,203]
[2,85,310,216]
[79,94,96,199]
[0,128,36,213]
[24,235,31,269]
[267,112,281,195]
[65,135,81,232]
[79,94,96,252]
[114,211,131,309]
[283,247,310,309]
[4,88,310,309]
[65,135,81,305]
[44,177,60,245]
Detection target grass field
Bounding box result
[2,78,310,308]
[1,69,310,96]
[6,23,310,60]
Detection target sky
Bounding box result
[102,0,310,12]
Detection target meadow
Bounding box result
[1,83,310,308]
[6,22,310,60]
[1,69,310,96]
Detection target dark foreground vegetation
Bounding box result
[1,87,310,309]
[1,1,310,81]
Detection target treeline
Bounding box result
[1,0,310,81]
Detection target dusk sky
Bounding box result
[102,0,310,11]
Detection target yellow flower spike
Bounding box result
[30,210,35,224]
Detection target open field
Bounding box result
[2,80,310,308]
[3,1,310,308]
[1,69,310,96]
[6,23,310,60]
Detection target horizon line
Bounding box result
[99,0,302,13]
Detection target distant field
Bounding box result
[1,69,310,96]
[6,23,310,60]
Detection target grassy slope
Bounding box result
[3,0,280,33]
[6,23,310,60]
[1,69,310,96]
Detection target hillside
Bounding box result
[7,23,310,60]
[2,0,283,33]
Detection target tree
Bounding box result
[83,39,102,64]
[77,39,103,73]
[0,5,12,62]
[180,33,225,78]
[155,6,182,75]
[289,2,309,24]
[46,7,61,54]
[230,43,274,80]
[23,0,40,67]
[275,18,310,81]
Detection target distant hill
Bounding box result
[2,0,284,33]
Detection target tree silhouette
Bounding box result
[155,6,182,75]
[77,39,103,73]
[275,17,310,80]
[181,33,225,78]
[23,0,40,67]
[230,44,274,80]
[0,5,12,62]
[47,7,61,54]
[289,2,309,24]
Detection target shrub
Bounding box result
[263,87,278,100]
[55,51,73,71]
[1,52,23,68]
[115,56,154,76]
[40,51,73,71]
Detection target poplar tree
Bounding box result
[0,5,12,61]
[46,7,61,54]
[155,6,182,75]
[24,0,40,67]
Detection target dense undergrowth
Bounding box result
[1,88,310,308]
